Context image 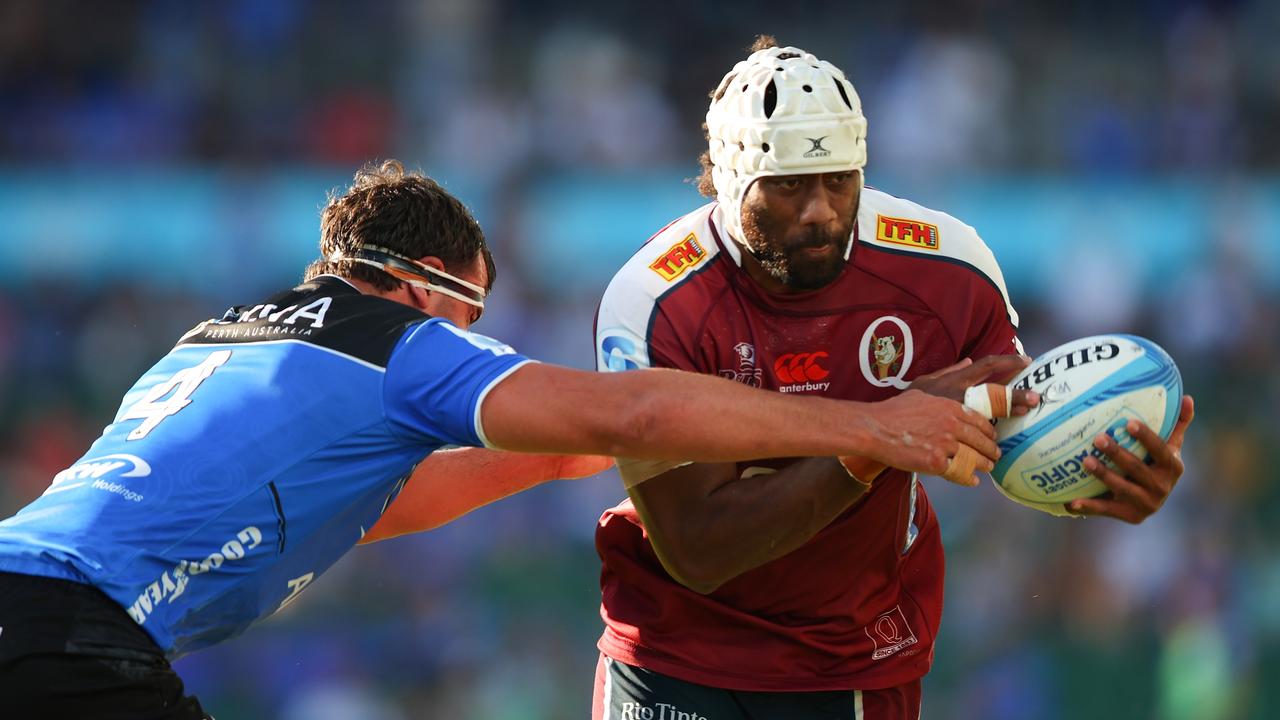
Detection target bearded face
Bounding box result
[738,172,860,291]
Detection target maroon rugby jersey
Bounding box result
[592,188,1022,691]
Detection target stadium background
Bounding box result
[1,1,1277,717]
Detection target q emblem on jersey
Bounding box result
[876,215,940,251]
[649,233,707,282]
[859,315,914,389]
[865,605,919,661]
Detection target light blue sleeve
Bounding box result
[383,318,534,447]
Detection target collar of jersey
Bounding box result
[310,274,362,293]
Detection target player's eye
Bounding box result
[826,172,855,186]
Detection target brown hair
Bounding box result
[696,35,781,198]
[304,159,495,292]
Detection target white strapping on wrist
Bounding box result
[963,383,1014,419]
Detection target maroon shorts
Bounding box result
[592,654,922,720]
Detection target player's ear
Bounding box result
[416,256,446,272]
[404,282,432,312]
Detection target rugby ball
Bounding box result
[991,334,1182,516]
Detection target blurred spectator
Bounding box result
[530,27,678,170]
[872,33,1013,178]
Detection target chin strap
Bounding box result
[328,244,486,310]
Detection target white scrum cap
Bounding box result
[706,44,868,246]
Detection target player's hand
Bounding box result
[909,355,1040,417]
[868,389,1000,487]
[1065,395,1194,523]
[554,454,615,480]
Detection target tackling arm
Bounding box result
[479,363,1000,472]
[627,356,1037,594]
[358,449,613,543]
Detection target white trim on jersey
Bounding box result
[855,187,1022,334]
[473,359,536,449]
[595,202,723,374]
[599,192,1022,364]
[596,204,724,486]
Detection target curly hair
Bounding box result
[304,159,495,292]
[695,35,780,198]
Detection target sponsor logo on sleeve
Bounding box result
[649,233,707,281]
[876,215,940,251]
[598,328,649,371]
[858,315,914,389]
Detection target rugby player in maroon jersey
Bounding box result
[589,37,1194,719]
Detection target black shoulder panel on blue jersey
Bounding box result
[179,276,427,369]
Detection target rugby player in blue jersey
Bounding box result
[0,160,1002,718]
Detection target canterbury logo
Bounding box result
[774,352,830,383]
[803,136,831,158]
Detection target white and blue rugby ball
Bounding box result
[991,334,1182,516]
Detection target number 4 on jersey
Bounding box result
[120,350,232,440]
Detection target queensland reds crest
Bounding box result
[719,342,763,387]
[858,315,914,389]
[865,605,919,660]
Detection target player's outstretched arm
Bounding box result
[480,363,999,474]
[358,450,613,544]
[616,357,1036,595]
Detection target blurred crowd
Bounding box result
[3,0,1278,174]
[1,1,1277,718]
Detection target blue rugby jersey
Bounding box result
[0,276,532,658]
